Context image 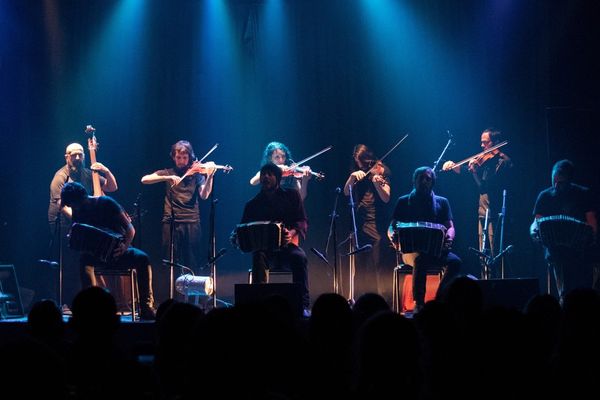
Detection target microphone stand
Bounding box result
[311,188,341,294]
[168,189,176,299]
[205,174,232,309]
[497,189,509,279]
[344,184,372,305]
[50,213,64,309]
[432,130,453,173]
[207,178,218,310]
[480,208,491,280]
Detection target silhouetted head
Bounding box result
[27,299,64,339]
[70,287,120,337]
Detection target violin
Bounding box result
[356,160,388,186]
[187,160,233,174]
[173,160,233,187]
[468,150,497,171]
[442,140,508,173]
[279,164,325,180]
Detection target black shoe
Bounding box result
[140,306,156,321]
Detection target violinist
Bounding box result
[250,142,312,201]
[442,128,513,260]
[344,144,391,298]
[141,140,216,274]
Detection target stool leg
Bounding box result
[131,269,137,322]
[392,266,399,313]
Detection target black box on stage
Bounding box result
[234,283,302,317]
[0,265,24,319]
[475,278,539,311]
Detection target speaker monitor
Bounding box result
[0,265,24,319]
[235,283,302,317]
[474,278,540,311]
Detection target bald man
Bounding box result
[47,143,118,307]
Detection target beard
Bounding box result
[174,165,188,176]
[68,160,84,175]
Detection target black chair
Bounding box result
[94,268,139,321]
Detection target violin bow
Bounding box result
[291,145,333,167]
[449,140,508,170]
[198,143,219,163]
[356,134,409,181]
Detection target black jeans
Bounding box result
[80,247,155,309]
[162,222,201,272]
[252,244,310,309]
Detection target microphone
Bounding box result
[311,247,329,264]
[206,248,227,267]
[491,245,514,266]
[335,187,342,194]
[346,244,373,256]
[162,259,193,274]
[468,247,489,259]
[38,259,59,268]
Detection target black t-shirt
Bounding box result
[241,187,308,239]
[155,168,206,223]
[353,178,386,225]
[48,165,105,224]
[532,183,594,221]
[392,191,453,224]
[72,196,127,236]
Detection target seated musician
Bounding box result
[238,162,310,314]
[60,182,156,320]
[387,167,462,313]
[530,159,598,303]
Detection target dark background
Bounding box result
[1,0,598,309]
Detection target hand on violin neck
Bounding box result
[372,174,387,186]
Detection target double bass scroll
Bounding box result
[85,125,104,196]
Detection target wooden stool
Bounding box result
[392,264,443,314]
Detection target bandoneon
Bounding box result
[68,222,124,263]
[236,221,284,253]
[393,221,447,257]
[537,215,593,250]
